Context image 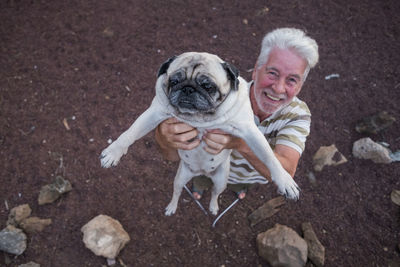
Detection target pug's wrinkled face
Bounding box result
[158,52,239,115]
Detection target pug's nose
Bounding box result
[182,86,195,95]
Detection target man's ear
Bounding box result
[221,62,239,91]
[157,56,177,77]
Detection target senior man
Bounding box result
[155,27,319,200]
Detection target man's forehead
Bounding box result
[264,48,307,77]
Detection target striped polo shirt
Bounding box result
[228,96,311,184]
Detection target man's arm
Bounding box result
[203,130,300,181]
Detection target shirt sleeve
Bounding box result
[275,113,311,155]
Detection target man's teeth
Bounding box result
[267,94,280,101]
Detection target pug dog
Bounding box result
[100,52,299,216]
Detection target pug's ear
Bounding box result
[157,56,177,77]
[221,62,239,91]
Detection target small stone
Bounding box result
[390,150,400,162]
[0,225,27,255]
[107,258,116,266]
[7,204,32,226]
[313,144,347,172]
[20,217,52,233]
[102,27,114,37]
[81,215,130,259]
[18,262,41,267]
[248,196,285,226]
[391,190,400,206]
[302,222,325,267]
[38,176,72,205]
[308,171,317,186]
[38,184,61,205]
[257,224,307,267]
[352,137,392,164]
[355,111,395,134]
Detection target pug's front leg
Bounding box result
[100,98,169,168]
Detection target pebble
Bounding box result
[0,225,27,255]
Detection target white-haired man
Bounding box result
[155,28,319,200]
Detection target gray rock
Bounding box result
[307,171,317,186]
[355,111,395,135]
[257,224,308,267]
[0,225,27,255]
[81,214,130,259]
[352,137,392,164]
[20,217,52,233]
[312,144,347,172]
[302,222,325,267]
[38,176,72,205]
[18,262,41,267]
[390,150,400,162]
[7,204,32,226]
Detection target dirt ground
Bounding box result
[1,0,400,266]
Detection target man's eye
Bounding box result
[267,71,278,77]
[287,78,298,85]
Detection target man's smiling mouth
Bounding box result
[264,92,281,101]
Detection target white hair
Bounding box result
[256,28,319,81]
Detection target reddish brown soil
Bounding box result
[1,0,399,266]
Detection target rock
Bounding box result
[7,204,32,226]
[107,258,116,266]
[257,224,307,267]
[391,190,400,206]
[390,150,400,162]
[0,225,27,255]
[307,171,317,186]
[248,196,285,226]
[38,176,72,205]
[18,262,41,267]
[355,111,396,135]
[102,27,114,37]
[302,222,325,267]
[38,184,61,205]
[20,217,52,233]
[313,144,347,172]
[81,215,130,259]
[352,137,392,164]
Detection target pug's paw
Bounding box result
[100,142,127,168]
[273,170,300,201]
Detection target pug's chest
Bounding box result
[178,133,231,175]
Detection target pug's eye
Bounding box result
[169,72,185,87]
[201,82,213,90]
[170,78,179,86]
[198,76,215,91]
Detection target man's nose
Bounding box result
[273,78,286,94]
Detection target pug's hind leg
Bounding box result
[165,162,193,216]
[209,161,229,215]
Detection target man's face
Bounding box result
[252,47,307,118]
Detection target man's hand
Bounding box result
[202,129,247,155]
[155,118,200,161]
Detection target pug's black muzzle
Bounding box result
[169,81,215,113]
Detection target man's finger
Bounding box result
[206,129,229,135]
[178,138,201,150]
